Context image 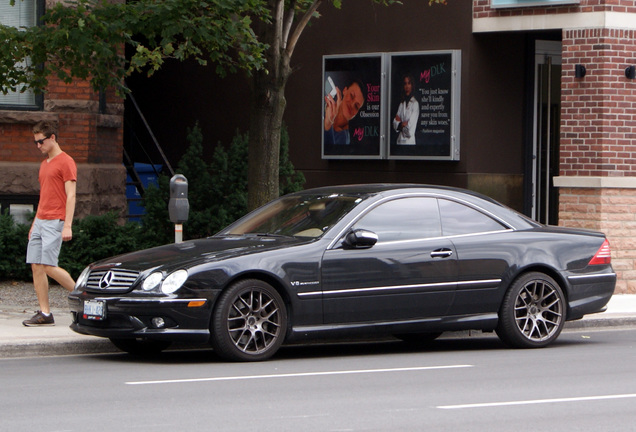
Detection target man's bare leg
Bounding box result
[45,265,75,292]
[31,263,51,314]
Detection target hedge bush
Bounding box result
[0,212,31,280]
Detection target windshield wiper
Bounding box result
[244,232,291,238]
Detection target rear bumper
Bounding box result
[566,272,616,320]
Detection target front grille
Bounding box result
[86,269,140,292]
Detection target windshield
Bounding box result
[219,193,365,238]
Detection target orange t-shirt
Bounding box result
[36,151,77,220]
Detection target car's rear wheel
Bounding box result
[496,272,565,348]
[211,279,287,361]
[109,338,171,355]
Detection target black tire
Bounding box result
[394,332,443,345]
[496,272,565,348]
[109,338,172,355]
[211,279,287,361]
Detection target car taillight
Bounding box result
[589,239,611,265]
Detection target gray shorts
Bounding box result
[26,218,65,267]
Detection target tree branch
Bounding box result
[281,0,297,50]
[270,0,285,75]
[285,0,321,58]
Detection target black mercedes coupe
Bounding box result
[69,184,616,361]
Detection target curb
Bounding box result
[564,316,636,330]
[0,339,118,359]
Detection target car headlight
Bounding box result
[74,266,91,290]
[161,270,188,294]
[142,272,163,291]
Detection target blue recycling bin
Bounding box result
[126,163,162,221]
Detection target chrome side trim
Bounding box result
[297,278,501,298]
[567,273,617,281]
[292,312,499,334]
[457,279,502,288]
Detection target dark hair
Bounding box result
[401,74,416,97]
[32,121,58,138]
[344,77,367,101]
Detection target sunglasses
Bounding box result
[34,135,51,146]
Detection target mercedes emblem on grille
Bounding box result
[99,271,115,289]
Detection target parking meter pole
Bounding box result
[175,224,183,243]
[169,174,189,244]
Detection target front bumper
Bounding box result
[68,293,213,343]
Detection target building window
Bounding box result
[0,0,42,109]
[0,195,38,225]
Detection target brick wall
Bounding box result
[561,28,636,177]
[0,77,123,165]
[0,123,39,162]
[473,0,636,18]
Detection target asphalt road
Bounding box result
[1,328,635,432]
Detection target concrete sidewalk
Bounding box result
[1,295,636,359]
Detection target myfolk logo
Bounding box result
[99,271,115,289]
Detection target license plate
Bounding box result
[83,300,106,320]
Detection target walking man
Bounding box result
[23,121,77,326]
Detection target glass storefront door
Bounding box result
[532,41,562,225]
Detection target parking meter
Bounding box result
[169,174,189,242]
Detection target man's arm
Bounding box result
[62,180,76,241]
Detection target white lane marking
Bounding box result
[437,393,636,410]
[126,364,473,386]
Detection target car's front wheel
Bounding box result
[211,279,287,361]
[496,272,565,348]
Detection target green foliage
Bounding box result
[1,0,268,96]
[138,174,173,246]
[141,123,305,241]
[0,212,31,280]
[279,125,307,196]
[58,212,147,278]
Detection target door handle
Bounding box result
[431,248,453,258]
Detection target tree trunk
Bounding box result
[247,63,291,210]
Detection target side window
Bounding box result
[0,0,39,108]
[439,199,506,236]
[353,197,441,242]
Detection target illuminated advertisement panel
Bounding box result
[388,50,460,160]
[322,54,384,159]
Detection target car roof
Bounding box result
[291,184,539,230]
[296,183,496,202]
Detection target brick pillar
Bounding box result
[556,27,636,294]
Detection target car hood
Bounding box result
[91,235,313,273]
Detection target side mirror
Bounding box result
[343,229,378,249]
